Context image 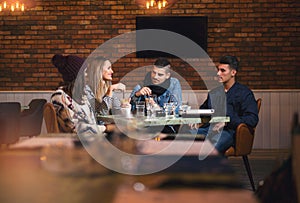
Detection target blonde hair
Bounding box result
[86,56,111,103]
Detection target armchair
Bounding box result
[225,98,262,191]
[19,99,47,137]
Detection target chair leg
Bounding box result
[242,155,256,191]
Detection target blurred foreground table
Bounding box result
[114,186,258,203]
[0,134,259,203]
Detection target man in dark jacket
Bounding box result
[194,55,259,154]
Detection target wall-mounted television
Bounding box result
[136,16,208,58]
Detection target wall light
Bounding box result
[136,0,176,10]
[0,0,34,12]
[146,0,167,9]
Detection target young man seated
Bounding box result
[130,57,182,133]
[190,55,259,154]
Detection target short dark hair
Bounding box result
[219,55,239,71]
[154,57,171,68]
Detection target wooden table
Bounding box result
[0,135,259,203]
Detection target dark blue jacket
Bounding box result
[200,82,259,131]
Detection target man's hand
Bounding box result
[212,122,225,133]
[189,123,200,130]
[135,87,152,97]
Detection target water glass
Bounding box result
[136,101,145,117]
[179,104,190,116]
[145,98,151,117]
[164,102,174,118]
[121,107,132,118]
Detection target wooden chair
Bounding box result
[225,98,262,191]
[43,102,60,133]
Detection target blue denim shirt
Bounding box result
[130,77,182,111]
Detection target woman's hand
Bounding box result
[121,98,131,108]
[107,83,126,97]
[111,83,126,92]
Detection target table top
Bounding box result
[98,115,230,127]
[0,134,258,203]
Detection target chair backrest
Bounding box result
[43,102,60,133]
[0,102,21,144]
[254,98,262,131]
[225,98,262,156]
[257,98,262,115]
[19,99,47,137]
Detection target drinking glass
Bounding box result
[172,101,179,117]
[164,102,174,118]
[145,98,151,118]
[121,107,132,118]
[178,104,188,117]
[136,101,145,117]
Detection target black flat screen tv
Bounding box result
[136,16,208,58]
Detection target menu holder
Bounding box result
[182,109,215,118]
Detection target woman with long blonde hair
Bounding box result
[85,56,126,119]
[51,54,106,136]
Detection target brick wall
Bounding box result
[0,0,299,90]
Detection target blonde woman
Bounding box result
[85,56,126,119]
[51,54,106,137]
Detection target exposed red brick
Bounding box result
[0,0,298,90]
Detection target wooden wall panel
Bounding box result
[279,93,292,148]
[252,92,266,149]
